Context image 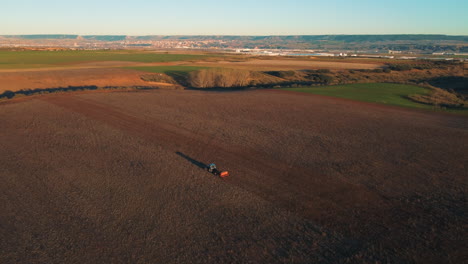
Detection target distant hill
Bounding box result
[1,35,128,41]
[82,35,127,41]
[2,34,79,39]
[134,35,468,42]
[3,34,468,42]
[2,34,467,52]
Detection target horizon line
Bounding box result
[2,33,468,37]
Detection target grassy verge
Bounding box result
[281,83,468,115]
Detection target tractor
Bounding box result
[207,163,229,178]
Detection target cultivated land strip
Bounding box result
[0,61,185,73]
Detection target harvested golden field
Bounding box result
[196,58,382,70]
[0,68,173,93]
[1,90,466,263]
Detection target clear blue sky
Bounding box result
[2,0,467,35]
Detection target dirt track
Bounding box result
[0,90,467,263]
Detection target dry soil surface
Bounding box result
[0,90,466,263]
[197,59,382,70]
[0,68,171,93]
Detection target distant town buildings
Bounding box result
[0,36,466,61]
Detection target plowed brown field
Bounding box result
[1,90,466,263]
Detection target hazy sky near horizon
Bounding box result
[2,0,467,35]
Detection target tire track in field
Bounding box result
[40,95,389,232]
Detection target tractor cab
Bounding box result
[208,163,217,173]
[207,163,229,178]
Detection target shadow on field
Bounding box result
[186,87,253,93]
[165,71,191,86]
[0,85,160,100]
[426,76,468,96]
[176,151,207,169]
[185,81,318,93]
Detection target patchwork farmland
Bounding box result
[0,50,467,263]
